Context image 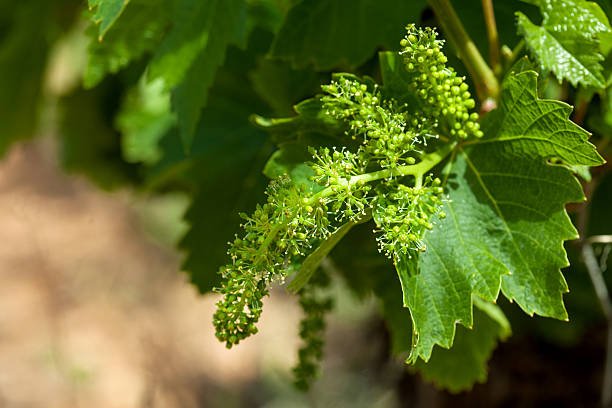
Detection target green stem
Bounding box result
[287,209,372,293]
[427,0,500,101]
[503,39,525,71]
[254,224,283,262]
[582,243,612,407]
[480,0,501,77]
[307,143,457,205]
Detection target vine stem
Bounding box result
[588,236,612,245]
[578,172,612,407]
[573,93,591,126]
[582,242,612,407]
[306,143,457,205]
[427,0,500,101]
[503,39,525,70]
[254,224,284,263]
[480,0,501,76]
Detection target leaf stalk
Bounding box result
[582,243,612,407]
[503,39,525,71]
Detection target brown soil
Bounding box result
[0,143,301,408]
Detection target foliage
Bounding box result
[0,0,81,156]
[5,0,612,397]
[269,0,426,70]
[517,0,612,88]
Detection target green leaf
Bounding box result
[253,98,347,144]
[329,221,513,393]
[89,0,130,40]
[483,70,603,166]
[116,77,175,165]
[148,0,239,88]
[472,296,512,336]
[250,58,323,116]
[243,0,294,40]
[165,36,274,293]
[270,0,426,70]
[399,69,603,362]
[148,0,247,149]
[262,145,318,189]
[568,164,592,181]
[516,0,612,88]
[412,299,510,393]
[85,0,171,88]
[181,146,270,293]
[177,106,271,292]
[378,51,425,108]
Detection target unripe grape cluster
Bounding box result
[372,176,446,262]
[213,24,482,386]
[321,78,428,169]
[292,269,333,390]
[309,147,371,222]
[214,175,330,348]
[400,24,483,139]
[213,268,266,347]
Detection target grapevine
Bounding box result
[6,0,612,402]
[212,25,483,385]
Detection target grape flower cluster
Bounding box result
[320,80,426,170]
[292,269,333,390]
[213,24,482,388]
[213,176,329,347]
[400,24,483,139]
[372,176,446,262]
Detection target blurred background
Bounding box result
[1,0,612,407]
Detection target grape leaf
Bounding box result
[176,99,271,292]
[262,144,317,189]
[253,98,347,145]
[148,0,247,149]
[413,298,511,393]
[116,77,175,165]
[330,222,509,392]
[162,35,274,293]
[244,0,292,37]
[250,58,323,116]
[88,0,130,40]
[85,0,171,88]
[516,0,612,88]
[270,0,426,70]
[181,143,270,293]
[145,30,274,188]
[399,69,604,362]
